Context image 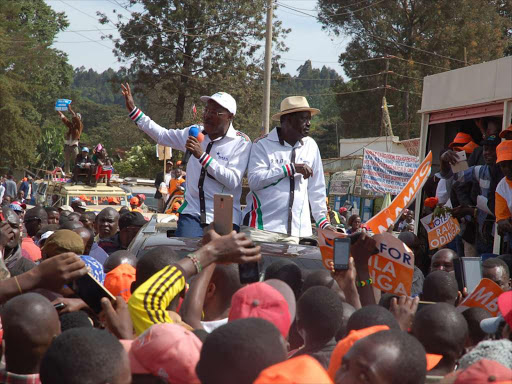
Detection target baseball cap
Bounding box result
[454,359,512,384]
[254,355,333,384]
[104,264,136,302]
[482,135,501,147]
[119,211,147,230]
[59,205,73,212]
[480,291,512,334]
[129,197,139,206]
[81,147,89,152]
[457,140,479,154]
[228,281,292,338]
[121,323,202,384]
[9,203,23,212]
[497,140,512,163]
[200,92,237,115]
[449,132,473,149]
[339,207,347,213]
[500,124,512,139]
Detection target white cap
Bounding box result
[59,205,73,212]
[200,92,236,116]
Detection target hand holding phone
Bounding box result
[72,273,116,313]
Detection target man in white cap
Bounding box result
[242,96,334,241]
[121,84,251,237]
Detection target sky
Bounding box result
[45,0,347,76]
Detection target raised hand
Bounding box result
[121,83,136,112]
[202,230,261,264]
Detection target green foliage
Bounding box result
[0,0,72,168]
[317,0,512,139]
[72,67,127,106]
[114,139,160,178]
[35,123,64,171]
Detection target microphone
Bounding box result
[183,125,205,165]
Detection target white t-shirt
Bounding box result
[201,318,228,333]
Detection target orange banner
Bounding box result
[458,278,504,316]
[366,151,432,235]
[368,233,414,296]
[317,228,348,270]
[426,217,460,250]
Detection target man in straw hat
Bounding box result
[121,84,251,237]
[242,96,335,241]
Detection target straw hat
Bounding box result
[271,96,320,121]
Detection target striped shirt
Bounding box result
[242,127,329,237]
[128,265,186,336]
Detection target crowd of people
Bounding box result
[0,87,511,383]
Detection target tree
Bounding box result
[0,0,72,167]
[99,0,288,138]
[114,139,161,178]
[317,0,512,139]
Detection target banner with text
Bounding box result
[457,278,504,316]
[362,149,419,195]
[368,233,414,296]
[420,211,461,250]
[366,151,433,235]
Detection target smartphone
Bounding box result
[451,151,468,173]
[54,302,66,311]
[239,262,260,284]
[73,273,116,313]
[214,194,233,235]
[453,257,482,293]
[333,237,351,270]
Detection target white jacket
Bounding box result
[242,127,329,237]
[129,107,251,225]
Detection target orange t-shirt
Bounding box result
[21,237,42,262]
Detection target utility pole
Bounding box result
[262,0,273,134]
[379,58,390,137]
[335,122,340,157]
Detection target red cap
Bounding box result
[104,264,136,302]
[339,207,347,213]
[228,282,291,338]
[121,323,202,384]
[498,291,512,328]
[455,359,512,384]
[254,355,333,384]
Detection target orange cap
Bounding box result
[497,140,512,163]
[130,197,139,205]
[455,141,479,154]
[254,355,333,384]
[449,132,473,149]
[327,325,389,379]
[104,264,136,302]
[500,124,512,139]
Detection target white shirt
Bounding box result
[242,127,329,237]
[129,106,251,225]
[0,185,4,201]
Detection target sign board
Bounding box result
[420,212,461,250]
[362,148,419,195]
[317,228,348,270]
[156,144,172,160]
[368,233,414,296]
[457,278,504,316]
[55,99,72,111]
[330,179,351,195]
[366,151,432,234]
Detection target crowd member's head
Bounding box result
[481,135,500,166]
[119,211,147,249]
[296,286,343,346]
[165,159,173,173]
[2,293,61,375]
[274,96,319,143]
[479,291,512,341]
[132,246,182,294]
[58,210,72,225]
[430,248,458,273]
[129,197,139,210]
[2,207,21,253]
[196,318,287,384]
[336,302,356,341]
[497,140,512,181]
[346,305,400,334]
[264,259,303,298]
[462,307,491,349]
[199,92,236,139]
[202,264,242,321]
[67,212,81,222]
[482,258,511,291]
[97,207,120,238]
[302,270,345,301]
[338,207,348,218]
[458,339,512,370]
[254,355,332,384]
[60,220,83,231]
[104,250,137,274]
[79,211,96,232]
[122,323,202,384]
[449,132,473,151]
[40,328,131,384]
[24,206,48,237]
[44,207,60,225]
[422,270,459,305]
[347,215,361,232]
[412,303,468,375]
[59,311,93,332]
[2,194,12,207]
[73,227,94,255]
[335,330,427,384]
[105,263,136,302]
[71,199,87,214]
[41,229,85,259]
[228,280,296,339]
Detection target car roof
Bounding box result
[49,183,127,196]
